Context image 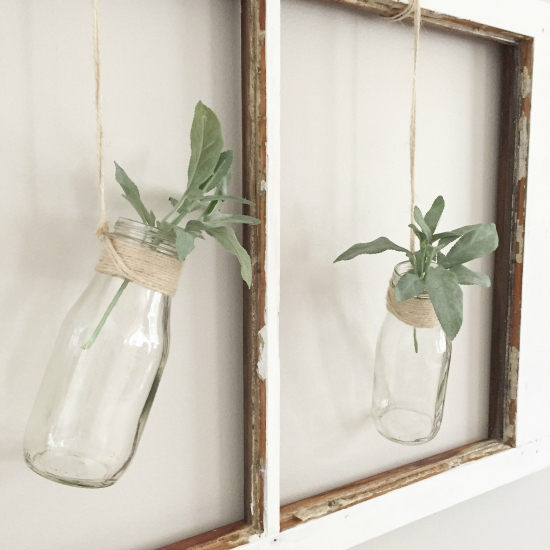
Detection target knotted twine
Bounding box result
[91,0,183,297]
[384,0,438,329]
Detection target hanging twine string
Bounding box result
[91,0,183,296]
[383,1,436,327]
[385,0,421,253]
[92,0,106,229]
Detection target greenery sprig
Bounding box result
[83,101,258,349]
[334,196,498,343]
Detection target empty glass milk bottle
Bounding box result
[372,262,452,445]
[24,218,176,488]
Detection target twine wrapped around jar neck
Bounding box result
[95,222,183,297]
[386,285,439,329]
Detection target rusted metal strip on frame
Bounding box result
[280,439,509,530]
[490,39,533,445]
[155,1,267,549]
[316,0,529,44]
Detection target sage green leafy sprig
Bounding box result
[115,100,259,285]
[334,196,498,342]
[82,101,258,350]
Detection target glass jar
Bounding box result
[372,261,452,445]
[24,218,175,488]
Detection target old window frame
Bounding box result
[157,1,550,549]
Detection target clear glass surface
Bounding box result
[372,262,452,445]
[24,219,174,488]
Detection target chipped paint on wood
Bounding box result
[242,0,268,534]
[505,346,520,442]
[521,65,533,99]
[316,0,528,44]
[516,224,525,264]
[257,325,268,381]
[518,115,529,181]
[488,37,532,448]
[159,523,259,550]
[281,440,510,529]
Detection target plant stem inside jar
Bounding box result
[82,278,129,350]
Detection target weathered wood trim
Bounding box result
[158,523,256,550]
[242,0,268,532]
[152,2,531,548]
[152,2,267,549]
[489,38,533,445]
[276,2,532,532]
[280,440,510,530]
[312,0,528,44]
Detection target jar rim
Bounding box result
[111,218,178,259]
[390,261,432,299]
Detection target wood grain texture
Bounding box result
[277,0,532,532]
[312,0,527,44]
[242,0,268,532]
[158,523,255,550]
[489,39,533,445]
[152,2,531,548]
[152,2,266,549]
[280,440,510,529]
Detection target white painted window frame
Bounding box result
[253,1,550,548]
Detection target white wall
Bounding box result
[0,1,243,549]
[353,465,550,550]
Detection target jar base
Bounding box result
[375,408,439,445]
[24,451,117,489]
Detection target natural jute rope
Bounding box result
[96,238,183,297]
[384,1,437,327]
[91,0,183,296]
[386,286,439,329]
[385,0,421,253]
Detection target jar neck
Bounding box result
[390,260,432,299]
[111,218,178,259]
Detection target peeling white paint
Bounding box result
[509,346,520,399]
[518,115,529,180]
[522,65,532,99]
[258,325,268,381]
[516,224,525,263]
[261,179,267,192]
[505,346,520,441]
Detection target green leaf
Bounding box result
[201,150,233,192]
[449,264,491,287]
[208,214,260,225]
[174,226,196,261]
[442,223,499,267]
[426,265,463,340]
[188,101,224,191]
[395,272,427,301]
[202,172,232,217]
[201,194,254,206]
[185,219,209,233]
[334,237,411,263]
[115,162,156,226]
[414,206,433,243]
[156,220,175,236]
[424,196,445,233]
[408,224,426,244]
[203,224,253,287]
[168,197,179,207]
[433,224,482,242]
[435,235,460,251]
